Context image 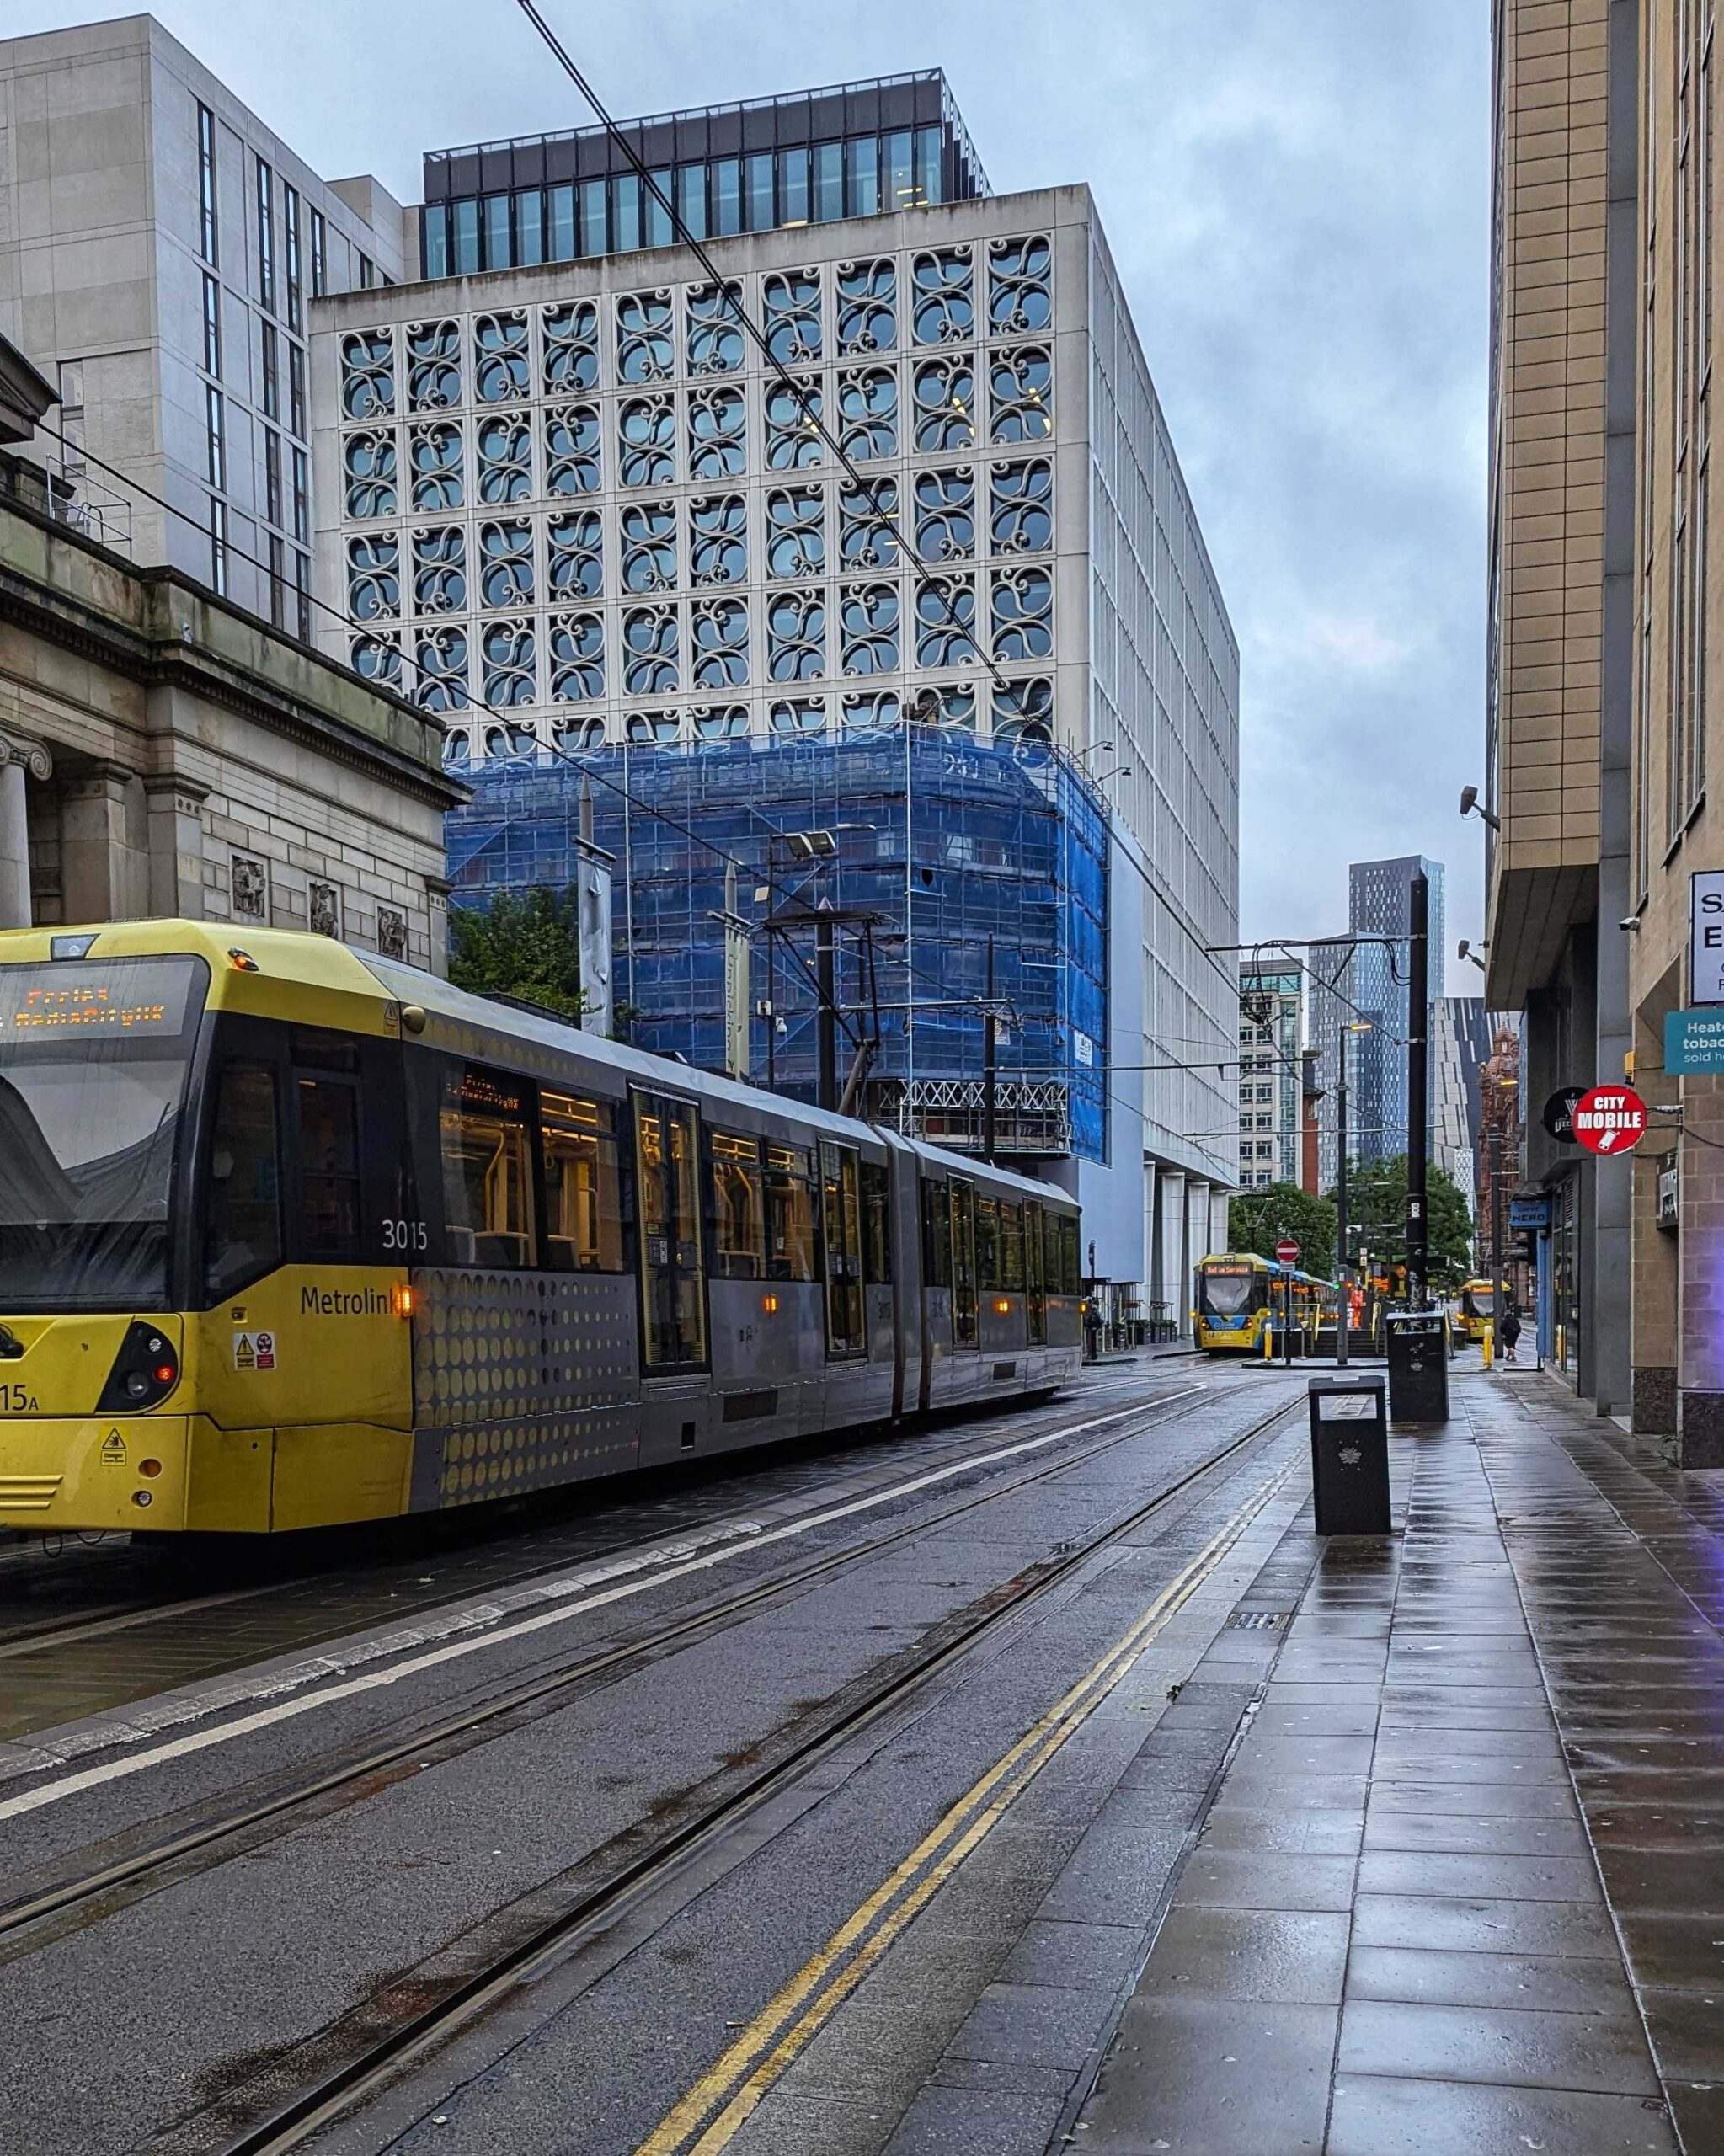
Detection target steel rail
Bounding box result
[0,1379,1236,1951]
[167,1386,1302,2156]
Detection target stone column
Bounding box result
[1677,1071,1724,1466]
[1156,1171,1187,1336]
[0,732,52,930]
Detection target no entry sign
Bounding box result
[1275,1238,1300,1266]
[1573,1085,1648,1155]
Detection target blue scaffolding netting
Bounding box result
[446,731,1108,1162]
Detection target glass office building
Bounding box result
[420,72,988,280]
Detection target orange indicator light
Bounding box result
[763,1294,780,1315]
[995,1298,1011,1315]
[139,1459,162,1479]
[227,947,259,973]
[392,1285,417,1317]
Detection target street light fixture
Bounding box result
[1458,937,1486,973]
[1460,784,1502,832]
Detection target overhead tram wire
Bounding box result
[508,0,1022,711]
[25,418,1049,1070]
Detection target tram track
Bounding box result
[109,1382,1302,2156]
[0,1381,1188,1674]
[0,1377,1268,1951]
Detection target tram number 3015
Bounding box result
[382,1219,430,1252]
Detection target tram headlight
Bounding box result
[97,1323,181,1413]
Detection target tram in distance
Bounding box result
[0,922,1084,1537]
[1192,1251,1339,1356]
[1451,1279,1498,1345]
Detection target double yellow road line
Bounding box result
[635,1454,1294,2156]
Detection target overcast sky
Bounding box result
[22,0,1491,993]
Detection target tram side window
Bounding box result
[712,1130,766,1279]
[1000,1202,1025,1291]
[542,1090,622,1272]
[861,1160,892,1283]
[922,1181,951,1287]
[820,1141,865,1357]
[440,1065,535,1268]
[766,1142,816,1281]
[296,1077,362,1255]
[1056,1215,1081,1294]
[205,1064,282,1297]
[975,1193,1001,1292]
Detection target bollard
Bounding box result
[1262,1315,1273,1364]
[1481,1322,1493,1371]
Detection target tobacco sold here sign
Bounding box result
[1572,1085,1648,1155]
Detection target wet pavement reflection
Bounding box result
[1078,1369,1721,2155]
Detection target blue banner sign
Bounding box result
[1665,1007,1724,1074]
[1509,1194,1551,1230]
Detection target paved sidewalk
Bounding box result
[1076,1368,1722,2155]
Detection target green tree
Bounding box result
[447,887,585,1021]
[1330,1152,1474,1288]
[1226,1183,1339,1275]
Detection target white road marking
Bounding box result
[0,1385,1232,1822]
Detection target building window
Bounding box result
[423,202,449,280]
[256,157,275,312]
[781,148,809,226]
[676,164,706,243]
[814,141,843,222]
[269,531,287,627]
[580,179,608,258]
[289,344,306,437]
[294,549,311,640]
[745,153,774,232]
[483,193,510,270]
[359,252,376,289]
[291,446,308,542]
[647,168,673,248]
[713,157,740,237]
[198,103,218,265]
[210,497,229,595]
[517,187,543,266]
[311,205,327,296]
[261,320,279,420]
[454,198,479,275]
[283,181,302,330]
[202,272,222,376]
[264,428,282,526]
[613,173,642,253]
[847,137,879,217]
[205,384,226,490]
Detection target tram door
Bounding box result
[1025,1200,1047,1345]
[819,1142,866,1358]
[633,1092,707,1369]
[950,1180,979,1348]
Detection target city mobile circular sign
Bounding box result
[1573,1084,1649,1155]
[1275,1238,1300,1266]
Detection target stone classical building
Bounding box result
[312,79,1241,1321]
[0,344,458,959]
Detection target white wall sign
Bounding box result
[1693,871,1724,1005]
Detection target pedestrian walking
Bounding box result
[1499,1306,1522,1365]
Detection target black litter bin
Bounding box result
[1308,1374,1390,1535]
[1385,1311,1449,1425]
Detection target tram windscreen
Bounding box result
[1199,1265,1260,1316]
[1465,1286,1495,1315]
[0,958,208,1309]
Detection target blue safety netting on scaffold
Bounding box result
[446,728,1108,1163]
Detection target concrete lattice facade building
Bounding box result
[313,123,1241,1311]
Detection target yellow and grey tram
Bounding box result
[0,922,1083,1535]
[1193,1252,1338,1356]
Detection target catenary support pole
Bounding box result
[816,910,837,1114]
[1406,868,1430,1311]
[983,932,998,1165]
[1337,1038,1351,1369]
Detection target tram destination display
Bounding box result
[0,958,202,1042]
